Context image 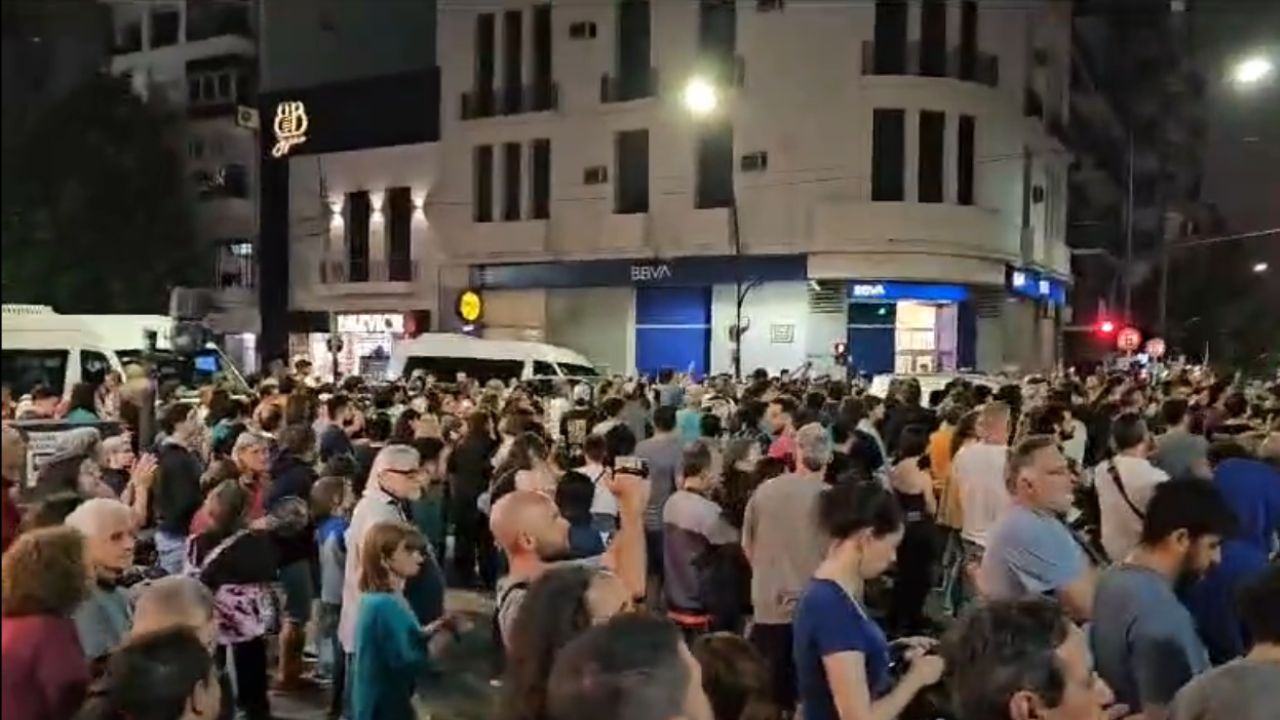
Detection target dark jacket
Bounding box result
[447,434,494,514]
[266,452,318,567]
[882,404,937,457]
[191,529,279,589]
[153,442,204,535]
[318,423,354,463]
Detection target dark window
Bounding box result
[151,9,180,47]
[401,356,525,385]
[871,109,906,201]
[583,166,609,185]
[1021,147,1032,226]
[531,139,551,219]
[873,1,908,74]
[618,0,652,93]
[346,191,370,282]
[848,302,896,326]
[502,10,524,114]
[1,349,70,396]
[959,1,978,81]
[220,164,248,198]
[188,77,200,103]
[569,21,597,39]
[474,145,494,222]
[698,0,737,78]
[920,0,947,77]
[533,361,557,377]
[957,115,975,205]
[387,187,413,282]
[80,351,112,385]
[740,151,768,172]
[757,0,785,10]
[533,5,552,88]
[503,142,522,221]
[216,73,232,100]
[696,123,735,209]
[918,111,945,203]
[475,14,496,109]
[615,129,650,214]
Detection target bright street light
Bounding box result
[1254,261,1269,273]
[683,76,720,117]
[1232,56,1274,86]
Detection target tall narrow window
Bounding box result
[530,139,551,220]
[873,0,908,74]
[918,111,945,203]
[957,115,975,205]
[698,0,737,78]
[475,14,496,114]
[345,191,370,282]
[387,187,413,281]
[615,129,650,214]
[503,142,522,221]
[959,1,978,81]
[617,0,652,99]
[532,4,552,109]
[502,10,523,113]
[1021,146,1033,227]
[920,0,947,77]
[696,123,734,209]
[473,145,494,223]
[871,109,905,201]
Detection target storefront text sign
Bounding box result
[271,101,309,158]
[630,263,673,282]
[851,283,887,298]
[336,313,403,334]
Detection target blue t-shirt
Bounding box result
[1214,459,1280,555]
[1181,538,1270,664]
[981,505,1087,600]
[793,579,891,720]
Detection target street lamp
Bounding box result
[682,76,720,117]
[1254,261,1269,273]
[1231,55,1274,86]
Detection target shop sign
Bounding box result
[770,324,796,344]
[456,289,484,323]
[271,101,309,158]
[1007,265,1068,306]
[630,263,673,282]
[473,254,808,289]
[336,313,404,334]
[851,283,888,298]
[847,282,969,303]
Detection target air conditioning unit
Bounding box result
[583,166,608,185]
[236,106,260,130]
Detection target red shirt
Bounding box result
[1,615,90,720]
[767,429,797,470]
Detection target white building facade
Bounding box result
[431,0,1073,377]
[105,0,260,368]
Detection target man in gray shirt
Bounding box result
[1091,480,1237,717]
[1152,399,1212,480]
[1172,566,1280,720]
[636,406,684,589]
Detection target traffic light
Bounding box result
[1097,319,1117,335]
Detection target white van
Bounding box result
[1,305,249,397]
[388,333,598,384]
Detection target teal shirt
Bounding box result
[352,592,426,720]
[676,408,702,446]
[64,408,99,425]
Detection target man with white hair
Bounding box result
[742,422,833,712]
[131,575,215,648]
[65,497,137,664]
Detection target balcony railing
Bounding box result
[319,258,419,284]
[860,41,998,88]
[601,67,659,103]
[461,82,558,120]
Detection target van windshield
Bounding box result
[556,362,599,377]
[401,356,525,385]
[117,348,251,397]
[1,350,70,396]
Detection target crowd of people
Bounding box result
[1,359,1278,720]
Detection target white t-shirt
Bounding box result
[1095,455,1169,562]
[953,443,1011,548]
[582,462,618,518]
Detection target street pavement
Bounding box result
[270,590,499,720]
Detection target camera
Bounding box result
[613,455,649,478]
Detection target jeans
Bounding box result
[154,529,187,575]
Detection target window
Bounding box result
[698,0,736,76]
[618,1,652,90]
[187,77,201,103]
[533,361,557,377]
[474,145,494,222]
[401,356,525,385]
[757,0,785,10]
[615,129,650,214]
[533,5,552,88]
[80,351,112,385]
[503,142,522,221]
[873,0,908,74]
[583,166,608,185]
[475,13,496,97]
[1020,147,1032,227]
[740,151,768,172]
[569,21,597,39]
[1,349,69,396]
[188,138,204,159]
[151,9,180,47]
[216,73,232,100]
[695,123,734,209]
[871,109,905,201]
[957,115,975,205]
[346,191,371,282]
[387,187,413,282]
[918,110,945,203]
[959,1,978,81]
[530,139,551,220]
[920,0,947,77]
[502,10,524,114]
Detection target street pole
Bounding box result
[731,192,744,379]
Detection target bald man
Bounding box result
[491,471,648,649]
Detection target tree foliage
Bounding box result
[1,73,203,313]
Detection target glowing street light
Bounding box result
[683,76,720,117]
[1232,56,1275,86]
[1254,261,1270,273]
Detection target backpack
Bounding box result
[185,531,280,644]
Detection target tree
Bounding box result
[1,72,203,313]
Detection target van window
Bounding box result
[401,356,525,384]
[556,362,599,377]
[2,350,70,396]
[80,350,113,385]
[533,361,557,377]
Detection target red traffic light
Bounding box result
[1098,320,1116,334]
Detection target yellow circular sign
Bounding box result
[457,290,483,323]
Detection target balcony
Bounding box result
[860,41,998,88]
[600,68,659,103]
[461,82,558,120]
[317,258,419,294]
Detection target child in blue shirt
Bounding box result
[311,475,353,718]
[556,471,607,558]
